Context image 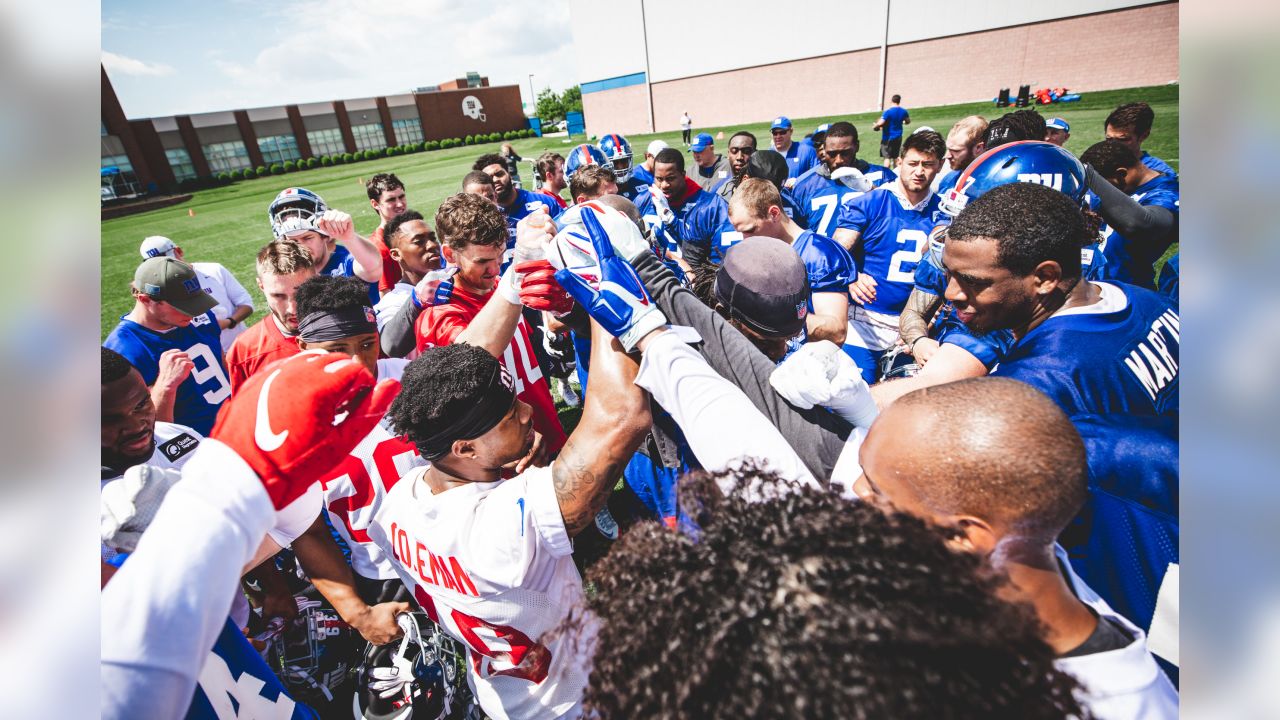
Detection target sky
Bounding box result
[102,0,578,118]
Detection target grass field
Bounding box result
[102,83,1178,338]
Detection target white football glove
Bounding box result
[367,655,415,699]
[831,166,874,193]
[100,464,183,552]
[770,341,879,428]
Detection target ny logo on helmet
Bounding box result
[462,96,487,122]
[1016,173,1064,191]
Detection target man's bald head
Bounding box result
[858,377,1087,544]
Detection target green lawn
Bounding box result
[102,83,1178,337]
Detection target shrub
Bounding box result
[215,172,230,183]
[425,140,439,151]
[343,153,354,163]
[306,157,318,169]
[254,165,268,177]
[320,155,332,167]
[464,135,475,145]
[283,160,296,172]
[270,163,285,175]
[441,139,454,149]
[226,169,240,181]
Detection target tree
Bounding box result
[535,87,565,123]
[561,85,582,115]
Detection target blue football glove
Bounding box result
[549,203,667,352]
[410,266,457,310]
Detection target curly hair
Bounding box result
[1080,139,1140,180]
[365,172,404,201]
[434,192,507,250]
[294,275,372,324]
[582,470,1085,719]
[387,344,500,449]
[472,153,505,173]
[983,109,1045,150]
[102,346,135,384]
[1105,102,1155,136]
[948,182,1088,280]
[382,209,426,249]
[1007,109,1047,142]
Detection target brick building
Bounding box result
[101,69,526,197]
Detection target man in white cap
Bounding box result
[1046,117,1071,147]
[633,139,668,187]
[139,236,254,351]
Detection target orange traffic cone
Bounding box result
[188,208,195,217]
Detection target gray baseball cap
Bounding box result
[133,256,216,317]
[714,236,810,339]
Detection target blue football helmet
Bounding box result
[268,186,329,239]
[597,133,634,183]
[940,141,1087,218]
[565,143,612,181]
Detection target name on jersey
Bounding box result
[1123,309,1180,402]
[159,432,200,461]
[389,521,480,597]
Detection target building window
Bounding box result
[258,134,301,165]
[307,127,346,156]
[202,140,252,173]
[101,153,141,199]
[391,118,424,144]
[350,122,386,152]
[165,148,197,182]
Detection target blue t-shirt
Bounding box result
[993,282,1179,419]
[793,230,858,295]
[319,244,379,305]
[792,161,897,237]
[880,106,909,141]
[635,183,738,264]
[1093,174,1180,289]
[1142,151,1177,178]
[104,312,229,435]
[782,141,819,179]
[837,184,941,315]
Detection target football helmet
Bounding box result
[939,141,1087,218]
[564,143,612,181]
[878,345,921,382]
[269,186,330,239]
[261,588,361,708]
[352,613,475,720]
[597,133,634,183]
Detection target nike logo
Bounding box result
[517,497,525,536]
[254,367,289,452]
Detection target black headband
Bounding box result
[415,362,516,460]
[297,305,377,343]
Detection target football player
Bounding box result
[942,181,1179,648]
[712,130,757,202]
[729,178,856,346]
[473,152,561,263]
[1081,139,1180,289]
[371,209,443,358]
[935,115,988,195]
[101,347,202,487]
[791,121,896,237]
[598,133,648,201]
[1105,102,1177,177]
[268,186,383,304]
[224,240,318,392]
[366,173,409,294]
[534,151,569,209]
[833,130,946,383]
[104,256,228,435]
[633,147,737,268]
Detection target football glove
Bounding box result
[412,266,457,309]
[549,204,666,352]
[770,340,879,428]
[100,464,183,552]
[516,259,575,315]
[210,350,399,509]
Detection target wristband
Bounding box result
[410,290,424,310]
[227,317,238,329]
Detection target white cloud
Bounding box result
[101,50,175,77]
[112,0,577,116]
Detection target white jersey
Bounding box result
[370,464,586,720]
[101,421,203,488]
[192,261,254,351]
[1054,545,1179,719]
[268,359,423,580]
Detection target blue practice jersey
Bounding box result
[781,142,819,179]
[319,245,379,305]
[1157,253,1179,308]
[188,618,319,719]
[993,282,1179,418]
[880,106,909,141]
[104,312,229,435]
[635,180,738,265]
[837,183,940,315]
[1142,151,1177,177]
[617,176,651,203]
[936,169,960,195]
[793,230,858,295]
[1094,173,1180,289]
[1061,413,1179,651]
[792,161,897,237]
[632,163,654,186]
[500,188,562,269]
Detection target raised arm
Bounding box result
[316,210,383,283]
[1084,165,1176,241]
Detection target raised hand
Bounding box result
[413,266,458,308]
[210,350,399,509]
